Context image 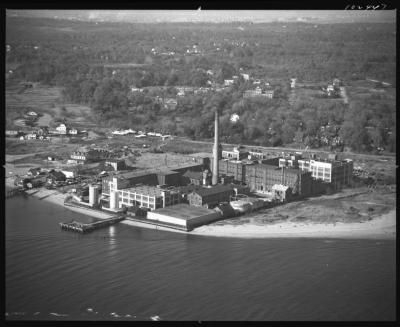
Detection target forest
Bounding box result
[6,16,396,153]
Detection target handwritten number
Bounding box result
[345,3,388,10]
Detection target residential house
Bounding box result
[230,113,240,123]
[26,133,37,140]
[28,167,42,177]
[164,98,178,110]
[333,78,341,88]
[26,111,38,117]
[264,90,274,99]
[56,124,67,134]
[224,79,234,86]
[68,128,78,135]
[5,130,18,137]
[243,87,274,99]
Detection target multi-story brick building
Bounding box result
[187,184,235,208]
[244,164,313,197]
[219,159,247,183]
[222,146,249,161]
[297,158,353,189]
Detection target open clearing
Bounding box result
[6,82,94,129]
[213,186,396,227]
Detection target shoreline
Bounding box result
[18,188,396,240]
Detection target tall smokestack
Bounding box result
[212,110,219,185]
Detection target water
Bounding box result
[6,196,396,321]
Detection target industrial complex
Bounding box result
[11,109,354,232]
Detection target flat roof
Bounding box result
[150,203,217,220]
[121,185,176,196]
[111,169,156,179]
[191,184,234,197]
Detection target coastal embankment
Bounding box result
[21,187,396,240]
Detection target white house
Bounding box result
[230,113,240,123]
[26,133,37,140]
[56,124,67,134]
[224,79,234,86]
[5,130,18,136]
[68,128,78,135]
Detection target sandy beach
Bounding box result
[19,188,396,240]
[190,210,396,240]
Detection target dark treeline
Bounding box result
[6,17,396,152]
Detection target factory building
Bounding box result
[46,170,66,184]
[218,159,248,183]
[187,184,235,208]
[115,185,181,211]
[147,203,222,230]
[222,146,249,161]
[297,158,353,189]
[244,164,313,197]
[278,153,302,169]
[182,170,212,186]
[102,171,158,196]
[101,163,204,198]
[248,150,268,160]
[278,151,353,190]
[156,170,182,186]
[167,162,204,174]
[88,184,101,206]
[104,159,126,171]
[187,152,213,169]
[70,148,110,164]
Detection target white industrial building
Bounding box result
[147,203,222,230]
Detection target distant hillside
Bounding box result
[5,16,396,154]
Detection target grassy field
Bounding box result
[346,80,396,104]
[6,82,94,130]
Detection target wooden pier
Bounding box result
[59,216,125,233]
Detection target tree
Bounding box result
[339,122,370,152]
